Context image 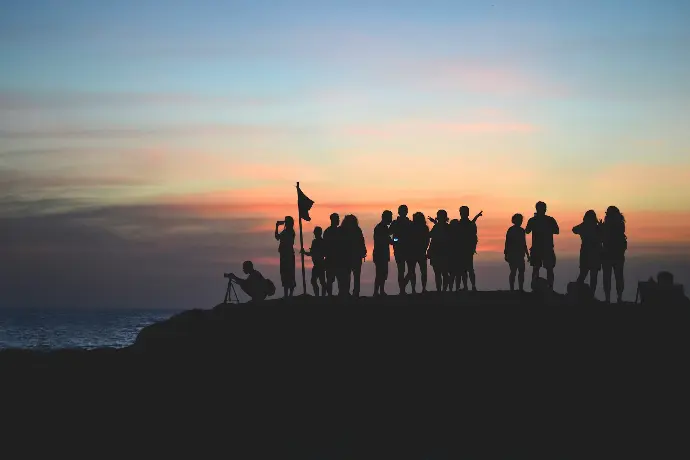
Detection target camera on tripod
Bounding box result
[223,273,240,304]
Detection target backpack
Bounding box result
[264,278,276,297]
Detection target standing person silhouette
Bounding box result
[428,209,451,292]
[457,206,481,291]
[373,210,394,296]
[525,201,559,289]
[389,204,413,294]
[275,216,296,298]
[504,213,530,291]
[340,214,367,297]
[448,219,461,291]
[323,213,341,296]
[572,210,602,296]
[301,226,326,296]
[601,206,627,303]
[407,212,430,293]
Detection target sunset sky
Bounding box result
[2,0,689,308]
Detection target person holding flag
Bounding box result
[296,182,315,295]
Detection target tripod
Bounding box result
[224,278,241,304]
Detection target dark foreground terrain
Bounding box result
[2,290,689,458]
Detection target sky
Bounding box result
[1,0,689,308]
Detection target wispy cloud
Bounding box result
[0,123,304,140]
[0,90,279,111]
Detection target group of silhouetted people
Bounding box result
[232,201,628,303]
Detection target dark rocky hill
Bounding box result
[1,290,688,458]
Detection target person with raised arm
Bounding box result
[428,209,451,292]
[572,210,602,296]
[457,206,481,291]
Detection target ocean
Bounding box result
[0,308,180,350]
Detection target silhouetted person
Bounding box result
[428,209,451,292]
[373,210,394,296]
[323,213,341,296]
[572,210,602,296]
[275,216,296,298]
[226,261,269,302]
[340,214,367,297]
[526,201,559,289]
[601,205,627,303]
[389,204,413,294]
[504,213,530,291]
[407,212,430,293]
[457,206,481,291]
[301,226,326,296]
[448,219,461,291]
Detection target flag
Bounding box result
[297,185,314,221]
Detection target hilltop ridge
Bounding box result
[1,289,689,457]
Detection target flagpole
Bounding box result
[297,182,307,295]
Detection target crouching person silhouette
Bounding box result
[225,261,275,303]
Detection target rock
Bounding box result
[567,281,594,304]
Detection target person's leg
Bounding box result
[546,268,554,289]
[325,265,333,296]
[468,255,476,290]
[518,261,525,291]
[373,261,382,295]
[548,251,556,289]
[433,264,443,291]
[311,270,319,296]
[531,250,541,283]
[397,259,407,294]
[590,268,599,295]
[340,267,351,296]
[420,258,428,292]
[577,266,588,284]
[461,271,468,291]
[614,259,625,302]
[318,268,326,296]
[509,263,517,291]
[353,261,362,297]
[406,260,417,293]
[602,262,612,302]
[381,261,389,295]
